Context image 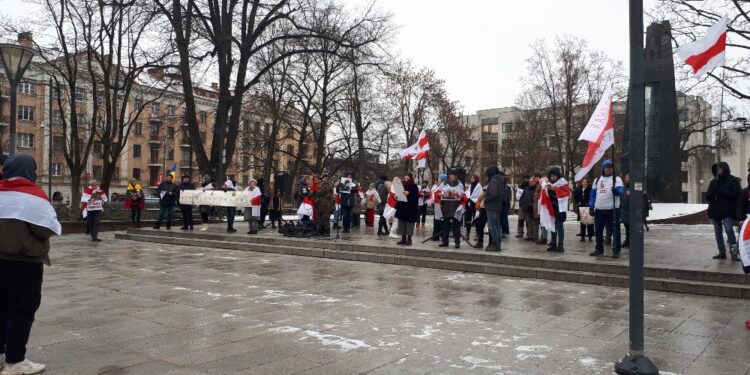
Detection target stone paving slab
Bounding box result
[25,232,750,374]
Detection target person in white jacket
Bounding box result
[244,179,262,234]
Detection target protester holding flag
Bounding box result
[0,153,62,375]
[438,170,466,249]
[395,173,419,246]
[483,166,507,252]
[125,178,145,228]
[533,174,547,246]
[545,168,570,252]
[707,162,742,261]
[473,189,488,249]
[431,174,447,242]
[365,184,378,227]
[244,179,263,234]
[82,179,108,242]
[464,174,482,239]
[589,160,624,258]
[154,174,178,230]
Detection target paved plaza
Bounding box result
[24,225,750,375]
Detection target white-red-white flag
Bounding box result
[296,196,314,219]
[739,216,750,274]
[382,189,398,220]
[539,181,556,232]
[575,85,614,182]
[677,16,728,79]
[399,130,430,162]
[0,178,62,235]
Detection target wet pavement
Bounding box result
[29,230,750,374]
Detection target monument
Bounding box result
[624,21,682,203]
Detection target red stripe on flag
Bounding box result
[685,32,727,74]
[580,102,614,169]
[0,178,50,201]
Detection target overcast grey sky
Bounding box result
[1,0,658,113]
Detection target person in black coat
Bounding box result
[706,162,742,260]
[154,175,179,230]
[574,178,594,242]
[178,175,195,230]
[395,173,419,246]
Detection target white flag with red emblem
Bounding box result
[677,16,728,79]
[575,85,614,182]
[399,130,430,163]
[297,196,314,219]
[0,178,62,235]
[739,216,750,274]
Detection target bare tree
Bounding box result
[430,91,479,174]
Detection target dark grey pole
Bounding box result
[8,83,17,155]
[615,1,658,374]
[48,78,53,201]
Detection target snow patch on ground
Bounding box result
[269,326,301,334]
[460,356,506,370]
[516,345,552,360]
[301,330,371,351]
[649,203,706,221]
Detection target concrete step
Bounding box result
[121,228,749,286]
[115,230,750,299]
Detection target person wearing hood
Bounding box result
[484,165,508,251]
[178,175,195,231]
[431,174,448,241]
[706,161,742,260]
[338,173,356,233]
[125,178,145,228]
[545,167,570,252]
[589,160,625,258]
[0,153,61,375]
[376,175,390,235]
[395,173,419,246]
[520,174,538,241]
[439,170,466,249]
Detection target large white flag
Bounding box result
[399,130,430,162]
[575,85,614,182]
[677,16,727,79]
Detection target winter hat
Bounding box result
[485,165,499,179]
[2,153,37,182]
[601,159,614,171]
[438,174,447,182]
[547,167,562,180]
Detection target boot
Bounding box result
[454,241,460,249]
[439,239,449,248]
[405,236,412,246]
[397,235,407,245]
[473,241,484,249]
[589,250,604,256]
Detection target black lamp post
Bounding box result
[615,1,658,374]
[0,42,35,155]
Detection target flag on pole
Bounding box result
[399,130,430,167]
[575,85,614,182]
[170,163,178,181]
[676,16,728,79]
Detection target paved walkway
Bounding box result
[27,231,750,374]
[241,217,743,275]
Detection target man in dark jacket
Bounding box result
[519,176,537,241]
[0,153,59,374]
[707,162,742,260]
[515,176,530,238]
[484,166,508,251]
[376,175,390,235]
[178,175,195,230]
[338,173,356,233]
[257,178,269,229]
[315,174,335,237]
[154,175,179,230]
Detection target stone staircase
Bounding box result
[115,228,750,299]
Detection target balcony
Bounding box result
[179,160,193,169]
[148,156,162,167]
[149,113,164,123]
[148,133,161,144]
[180,137,192,148]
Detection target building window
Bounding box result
[113,167,120,179]
[94,116,103,129]
[482,124,498,134]
[134,97,143,111]
[286,128,294,138]
[52,111,62,124]
[200,131,206,143]
[54,86,64,100]
[133,144,141,158]
[199,111,207,123]
[167,105,175,118]
[487,141,498,154]
[481,117,499,125]
[287,144,294,155]
[18,81,35,95]
[681,170,688,183]
[53,136,64,151]
[18,133,34,148]
[94,141,103,154]
[150,123,159,134]
[166,148,174,161]
[166,127,174,139]
[181,149,191,161]
[52,163,63,176]
[134,122,142,135]
[502,123,514,133]
[93,165,102,179]
[74,87,86,101]
[17,105,34,121]
[132,168,141,181]
[76,113,86,126]
[151,102,159,117]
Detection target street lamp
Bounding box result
[0,42,36,155]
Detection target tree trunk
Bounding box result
[69,171,83,212]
